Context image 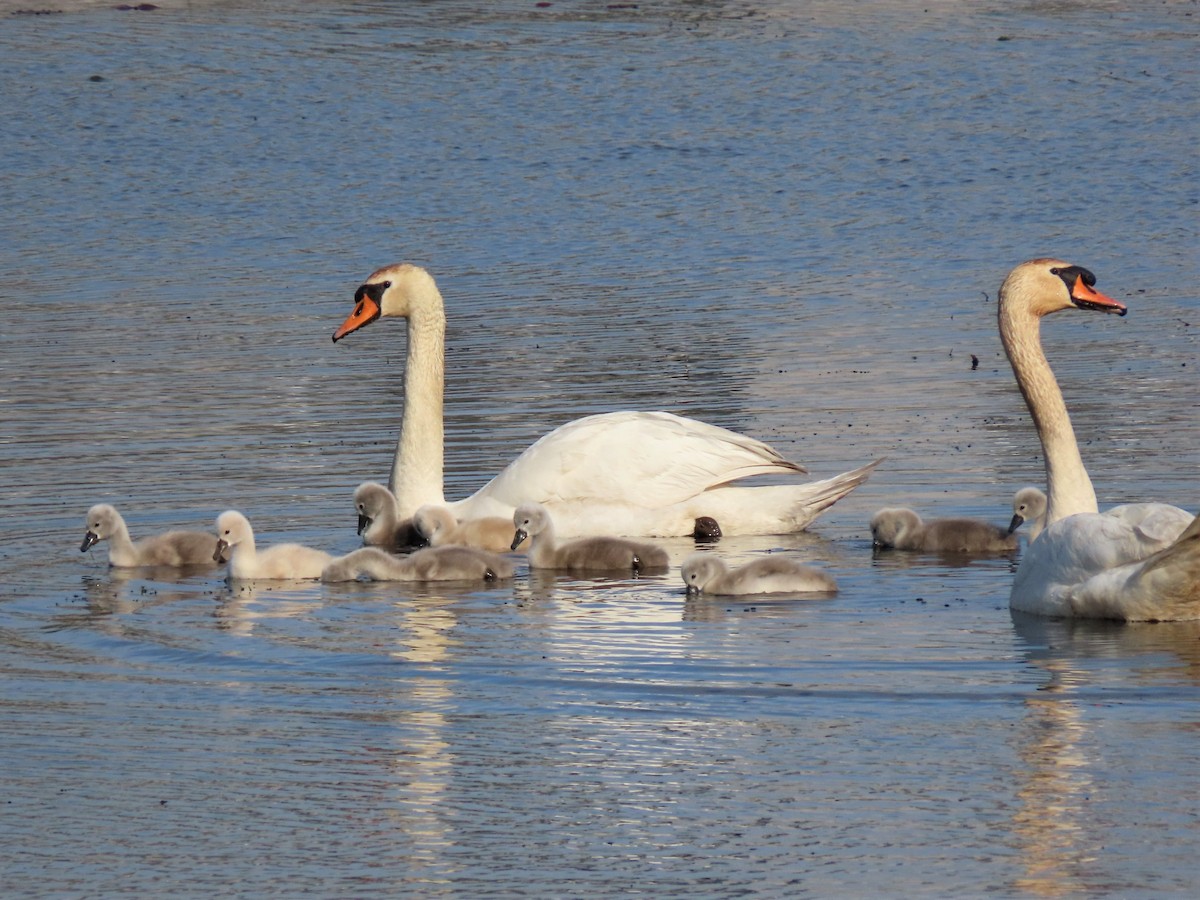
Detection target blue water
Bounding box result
[1,1,1197,895]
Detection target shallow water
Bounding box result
[1,0,1198,895]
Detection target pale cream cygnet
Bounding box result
[321,546,515,582]
[1009,487,1048,540]
[81,503,221,567]
[870,507,1018,553]
[413,504,519,553]
[511,502,668,573]
[215,510,334,580]
[681,552,837,596]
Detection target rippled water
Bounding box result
[1,0,1198,895]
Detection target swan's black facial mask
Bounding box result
[1052,265,1127,316]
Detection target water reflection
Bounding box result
[1009,614,1200,896]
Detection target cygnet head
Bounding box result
[214,510,254,562]
[333,263,441,342]
[81,503,121,551]
[413,504,455,541]
[1000,259,1127,320]
[681,553,725,596]
[354,482,396,536]
[869,508,921,548]
[511,503,551,551]
[1009,487,1048,534]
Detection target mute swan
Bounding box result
[1009,487,1048,540]
[80,504,221,567]
[332,263,881,537]
[681,552,837,596]
[353,482,423,549]
[321,545,515,582]
[511,502,669,573]
[870,507,1018,553]
[215,510,334,580]
[413,504,520,553]
[999,259,1199,620]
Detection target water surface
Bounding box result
[1,0,1198,895]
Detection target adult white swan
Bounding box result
[999,259,1199,620]
[332,263,880,537]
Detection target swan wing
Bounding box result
[454,411,804,516]
[1012,509,1198,618]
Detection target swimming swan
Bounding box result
[413,504,520,553]
[870,507,1018,553]
[331,263,881,537]
[80,503,221,567]
[681,552,837,596]
[353,482,423,549]
[511,502,669,573]
[214,510,334,580]
[999,259,1199,620]
[321,545,515,582]
[1009,487,1048,540]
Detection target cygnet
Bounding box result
[215,510,334,580]
[870,507,1018,553]
[413,504,520,553]
[321,545,515,582]
[353,482,424,549]
[81,503,221,567]
[1009,487,1048,540]
[681,552,837,596]
[511,502,668,573]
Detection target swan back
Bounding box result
[681,552,837,596]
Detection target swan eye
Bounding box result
[382,281,391,289]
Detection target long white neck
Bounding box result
[999,297,1098,525]
[390,303,447,517]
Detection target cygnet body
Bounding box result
[512,502,668,573]
[354,482,423,549]
[81,504,220,567]
[321,546,515,582]
[413,504,519,553]
[870,507,1018,553]
[215,510,334,580]
[681,552,837,596]
[1009,487,1048,540]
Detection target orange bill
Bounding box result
[1070,275,1127,316]
[332,296,381,342]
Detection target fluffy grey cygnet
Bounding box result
[681,552,837,596]
[81,503,221,567]
[511,502,668,573]
[870,507,1018,553]
[321,545,515,582]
